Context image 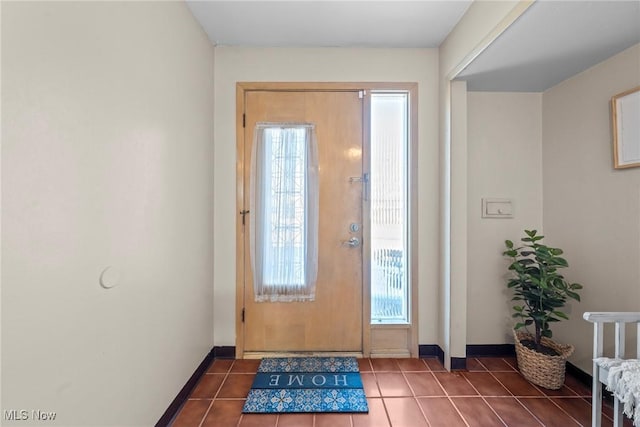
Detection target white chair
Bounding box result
[584,312,640,427]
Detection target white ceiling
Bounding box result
[186,0,640,92]
[186,1,472,48]
[457,0,640,92]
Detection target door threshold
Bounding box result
[242,351,364,359]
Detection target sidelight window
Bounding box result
[370,93,410,323]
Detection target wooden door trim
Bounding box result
[235,82,419,359]
[237,82,417,92]
[235,83,246,358]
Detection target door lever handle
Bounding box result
[342,237,360,248]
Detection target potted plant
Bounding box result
[503,229,583,389]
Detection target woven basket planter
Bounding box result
[513,329,574,390]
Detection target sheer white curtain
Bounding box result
[250,123,319,302]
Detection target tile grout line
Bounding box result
[236,362,261,427]
[478,358,517,399]
[511,357,590,426]
[516,397,562,427]
[234,361,258,427]
[362,358,385,427]
[412,396,433,427]
[198,361,235,427]
[564,380,593,398]
[478,357,547,426]
[545,396,589,426]
[196,399,215,427]
[481,360,548,426]
[380,399,395,427]
[429,368,471,427]
[457,365,508,427]
[398,368,433,426]
[370,365,383,399]
[445,395,473,427]
[506,359,582,426]
[369,360,390,427]
[372,359,405,427]
[212,362,234,401]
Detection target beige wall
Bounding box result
[466,92,543,344]
[1,2,215,425]
[449,80,469,364]
[542,44,640,373]
[213,47,440,346]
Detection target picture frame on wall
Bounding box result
[611,86,640,169]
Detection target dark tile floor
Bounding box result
[169,357,633,427]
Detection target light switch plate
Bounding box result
[482,198,513,218]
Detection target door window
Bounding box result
[250,123,319,302]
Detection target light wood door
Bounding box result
[243,90,364,353]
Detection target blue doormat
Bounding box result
[242,357,369,414]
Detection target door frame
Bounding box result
[235,82,419,359]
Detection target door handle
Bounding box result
[348,173,369,201]
[342,237,360,248]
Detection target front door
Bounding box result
[242,90,364,353]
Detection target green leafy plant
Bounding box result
[504,229,583,353]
